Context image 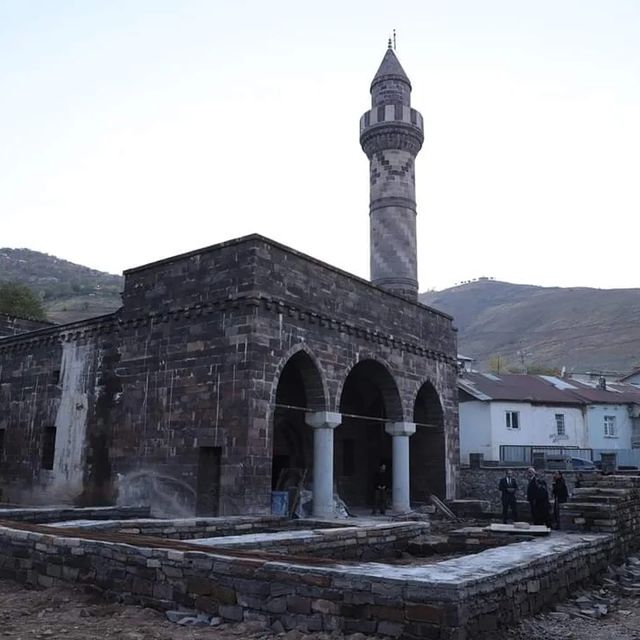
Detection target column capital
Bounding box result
[385,421,416,437]
[305,411,341,430]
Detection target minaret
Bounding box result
[360,43,424,300]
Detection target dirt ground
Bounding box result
[0,578,381,640]
[3,577,640,640]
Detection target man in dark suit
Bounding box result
[498,469,518,524]
[372,462,390,515]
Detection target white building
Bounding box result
[459,373,640,464]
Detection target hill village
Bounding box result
[2,46,640,640]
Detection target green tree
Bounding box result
[0,282,47,319]
[488,355,507,374]
[527,363,561,376]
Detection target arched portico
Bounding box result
[335,359,403,509]
[411,381,446,501]
[272,350,326,493]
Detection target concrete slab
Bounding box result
[487,522,550,535]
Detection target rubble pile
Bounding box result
[503,554,640,639]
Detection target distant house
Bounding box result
[620,368,640,387]
[457,354,475,374]
[458,372,640,464]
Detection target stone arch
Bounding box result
[334,358,403,508]
[410,379,446,501]
[271,347,327,492]
[336,356,403,420]
[270,344,328,412]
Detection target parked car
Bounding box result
[569,457,596,470]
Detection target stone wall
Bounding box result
[459,465,586,512]
[0,506,149,524]
[116,235,459,514]
[49,515,329,539]
[49,517,427,561]
[0,521,616,639]
[0,314,55,338]
[188,522,428,561]
[561,475,640,557]
[0,315,117,505]
[0,234,459,517]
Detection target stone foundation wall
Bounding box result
[0,523,615,639]
[57,515,312,538]
[0,506,149,524]
[561,475,640,557]
[408,526,534,555]
[51,518,426,562]
[194,522,428,560]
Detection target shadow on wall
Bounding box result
[115,470,196,517]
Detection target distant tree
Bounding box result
[526,363,561,376]
[503,361,561,376]
[0,282,47,319]
[488,355,507,374]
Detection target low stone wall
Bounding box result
[408,526,534,555]
[192,522,428,560]
[50,515,298,539]
[561,475,640,557]
[0,506,150,524]
[459,466,586,512]
[52,517,426,561]
[0,523,615,639]
[2,474,639,638]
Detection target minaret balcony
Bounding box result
[359,105,423,135]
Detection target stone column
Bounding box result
[385,421,416,513]
[305,411,341,519]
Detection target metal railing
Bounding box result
[499,445,593,464]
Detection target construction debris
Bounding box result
[503,552,640,639]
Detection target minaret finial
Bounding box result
[387,37,392,50]
[393,29,397,50]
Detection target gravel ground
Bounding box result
[499,597,640,640]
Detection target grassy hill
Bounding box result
[0,248,123,324]
[421,280,640,375]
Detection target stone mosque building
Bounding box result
[0,46,459,517]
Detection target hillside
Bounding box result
[420,280,640,374]
[0,248,123,324]
[2,249,639,374]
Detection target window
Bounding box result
[604,415,617,437]
[555,414,566,436]
[41,427,57,470]
[51,369,60,385]
[505,411,520,429]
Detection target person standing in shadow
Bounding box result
[552,470,569,529]
[527,467,551,526]
[372,462,390,515]
[498,469,518,524]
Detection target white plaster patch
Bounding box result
[50,342,94,498]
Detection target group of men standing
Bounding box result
[498,468,568,527]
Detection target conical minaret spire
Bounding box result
[359,47,424,299]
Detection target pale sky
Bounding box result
[1,1,639,291]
